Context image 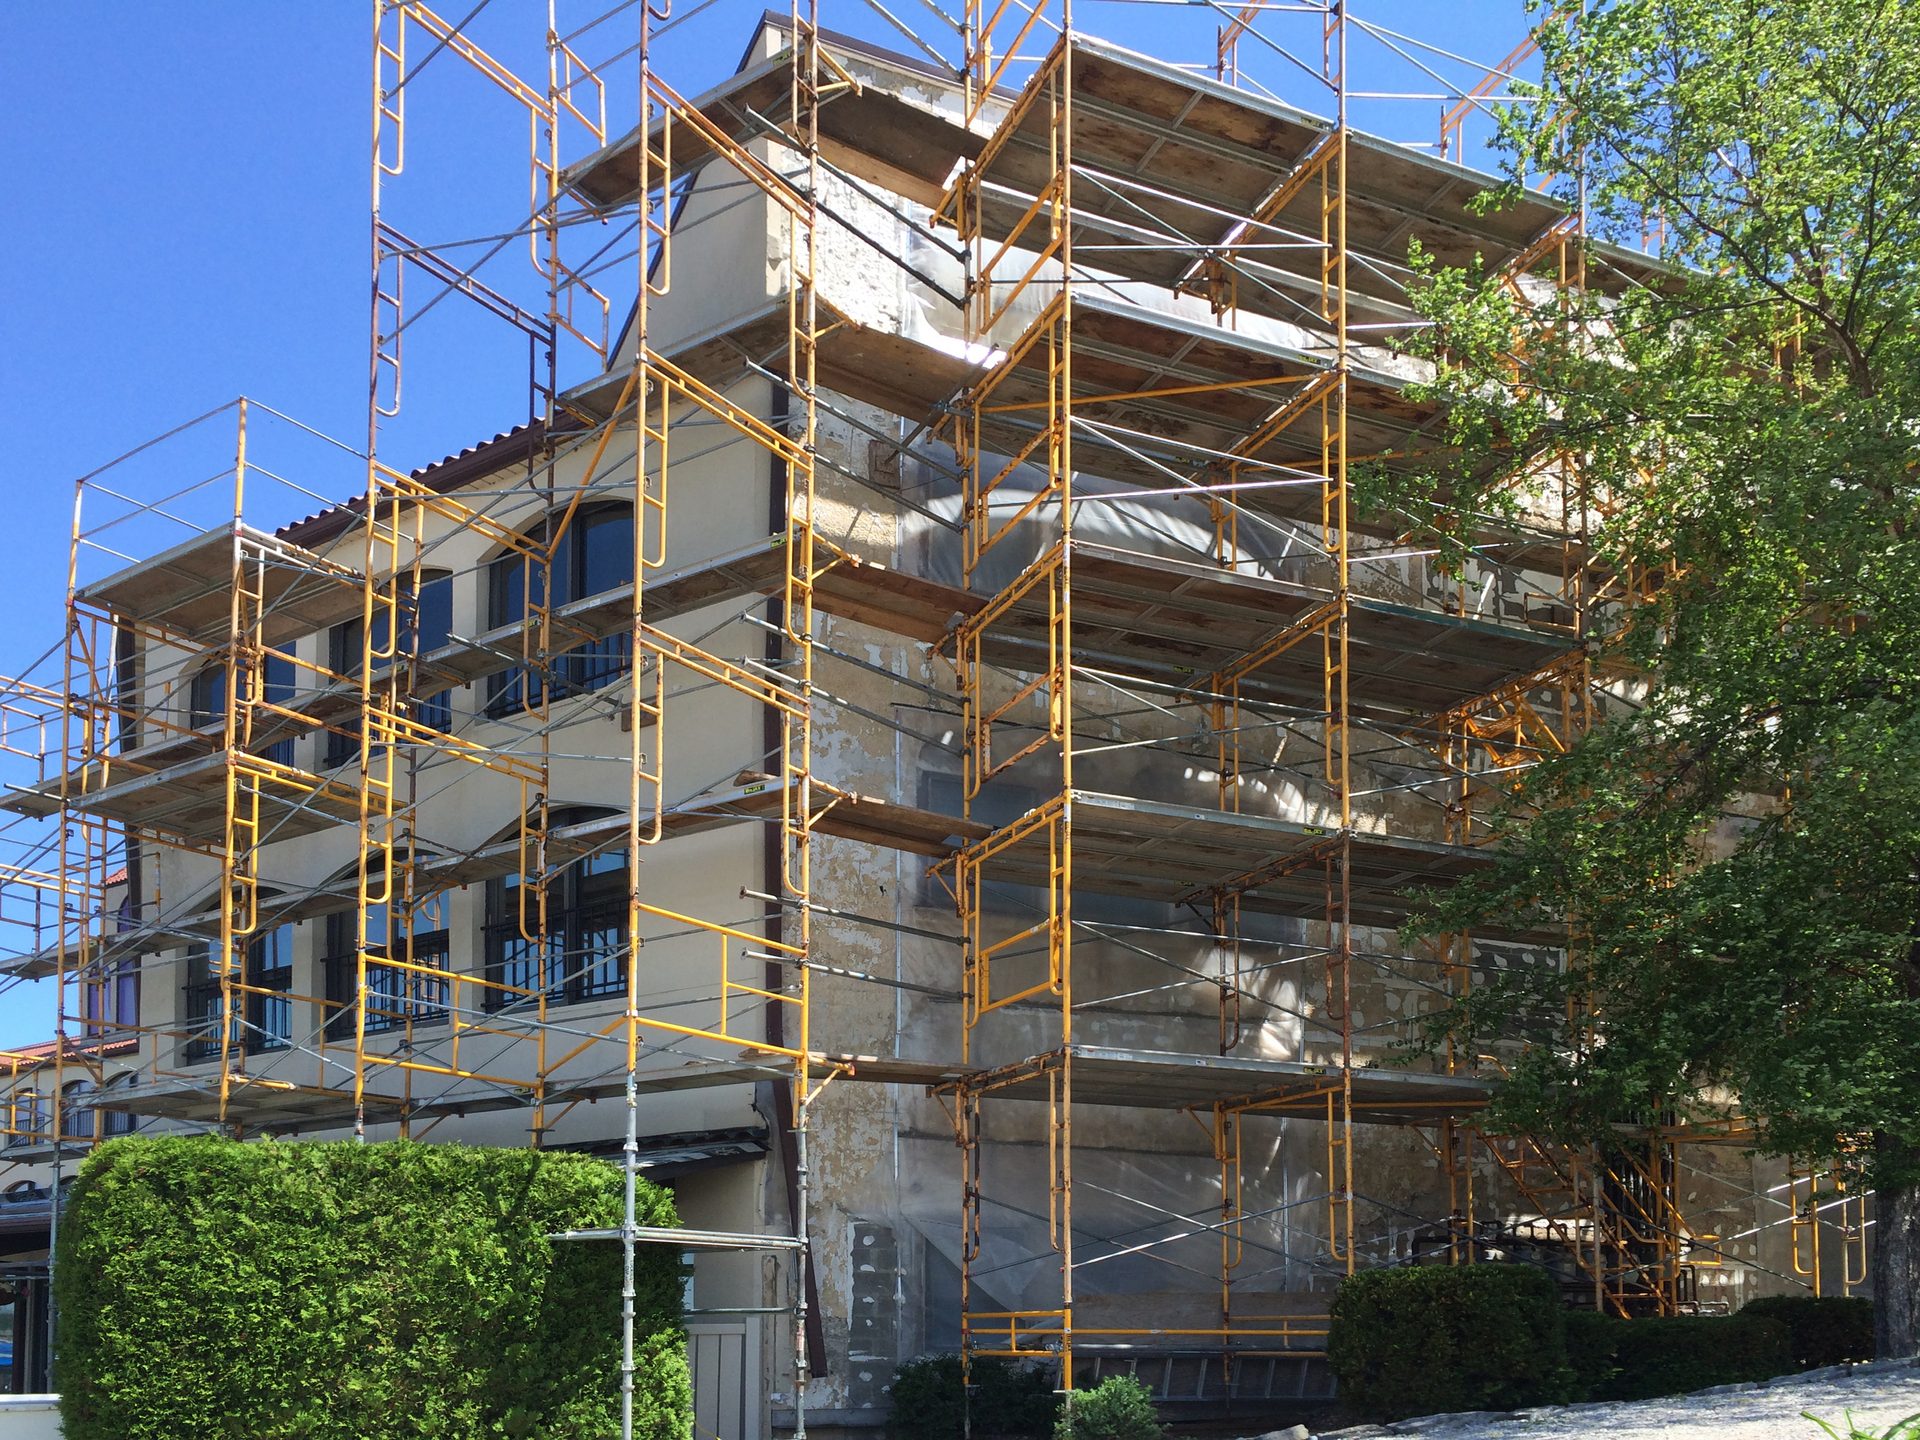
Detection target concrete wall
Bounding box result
[0,1399,59,1440]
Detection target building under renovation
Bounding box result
[0,2,1871,1434]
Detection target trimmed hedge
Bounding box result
[1740,1296,1874,1371]
[56,1136,689,1440]
[1595,1313,1790,1401]
[886,1354,1059,1438]
[1560,1309,1795,1401]
[1561,1308,1624,1400]
[1328,1264,1571,1420]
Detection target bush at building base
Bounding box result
[885,1354,1060,1438]
[1053,1375,1165,1440]
[1575,1311,1791,1401]
[1327,1264,1573,1420]
[1739,1296,1874,1371]
[55,1136,690,1440]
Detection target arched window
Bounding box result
[325,571,455,767]
[485,504,634,716]
[60,1078,95,1143]
[321,881,451,1041]
[191,651,295,765]
[483,806,628,1009]
[99,1072,136,1138]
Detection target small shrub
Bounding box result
[1054,1375,1164,1440]
[1742,1296,1874,1370]
[1328,1264,1571,1420]
[1599,1313,1791,1401]
[887,1354,1058,1439]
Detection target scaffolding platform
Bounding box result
[418,534,965,695]
[970,539,1576,721]
[0,750,364,842]
[12,783,976,988]
[561,296,981,430]
[973,292,1453,490]
[561,41,987,213]
[79,523,365,647]
[560,33,1662,327]
[2,682,366,821]
[110,1071,435,1129]
[956,790,1550,938]
[902,1044,1490,1122]
[958,35,1587,323]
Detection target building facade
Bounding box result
[0,9,1865,1432]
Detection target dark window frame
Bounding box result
[182,925,294,1062]
[99,1073,136,1139]
[190,651,296,766]
[320,899,452,1041]
[483,807,628,1010]
[484,504,634,718]
[325,571,456,769]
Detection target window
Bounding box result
[483,807,627,1009]
[325,572,455,768]
[114,620,140,755]
[485,505,634,716]
[191,652,295,766]
[81,953,139,1036]
[99,1072,136,1138]
[60,1079,94,1143]
[5,1090,45,1149]
[183,925,294,1061]
[322,892,451,1040]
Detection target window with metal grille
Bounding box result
[321,893,451,1040]
[483,807,627,1009]
[182,925,293,1061]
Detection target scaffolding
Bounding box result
[0,0,1862,1426]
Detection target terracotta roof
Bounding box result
[276,422,552,550]
[1,1035,142,1070]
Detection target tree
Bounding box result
[1369,0,1920,1353]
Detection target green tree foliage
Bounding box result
[55,1137,690,1440]
[1364,0,1920,1352]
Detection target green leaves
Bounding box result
[55,1137,691,1440]
[1393,0,1920,1189]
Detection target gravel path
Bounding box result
[1253,1359,1920,1440]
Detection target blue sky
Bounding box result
[0,1,1532,1047]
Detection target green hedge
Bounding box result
[1561,1309,1795,1401]
[1561,1308,1624,1400]
[1595,1313,1790,1401]
[886,1354,1059,1438]
[56,1136,690,1440]
[1740,1296,1874,1371]
[1327,1265,1571,1420]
